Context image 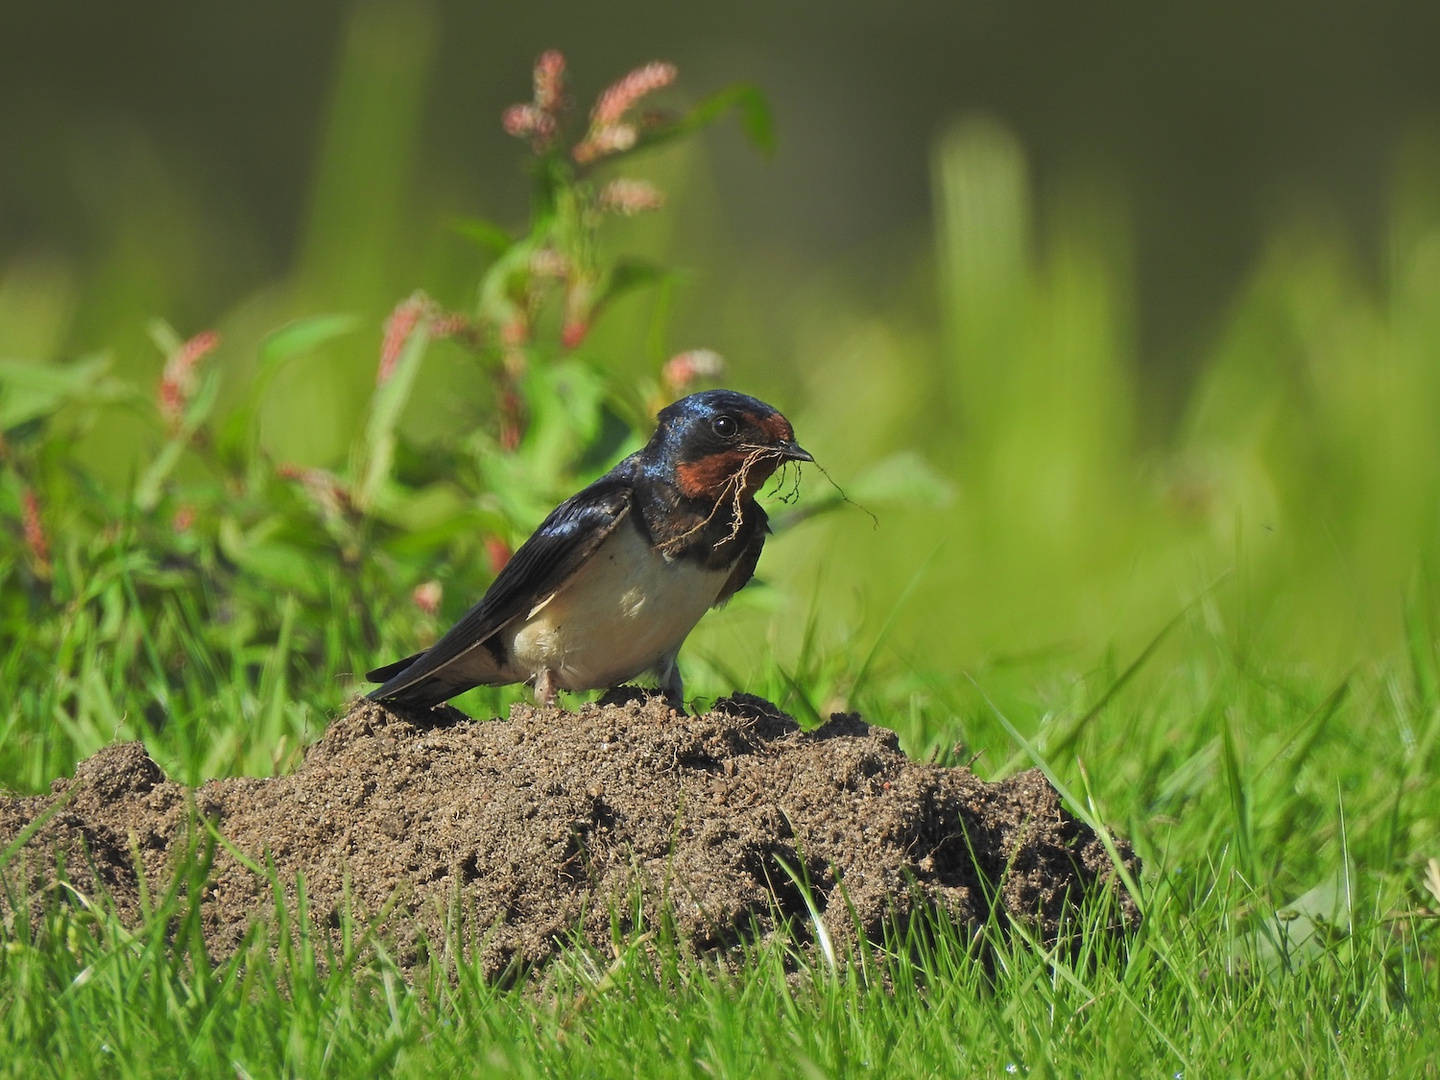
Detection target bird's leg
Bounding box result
[533,668,558,707]
[655,654,686,712]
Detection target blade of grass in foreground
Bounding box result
[968,673,1145,917]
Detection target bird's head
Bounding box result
[650,390,812,502]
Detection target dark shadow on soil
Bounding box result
[0,694,1140,976]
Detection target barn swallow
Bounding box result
[366,389,811,709]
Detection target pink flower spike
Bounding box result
[599,178,665,215]
[157,379,186,426]
[533,50,566,114]
[378,292,433,384]
[505,52,566,149]
[503,103,541,138]
[503,104,556,149]
[412,580,443,616]
[663,349,726,393]
[428,312,473,340]
[277,464,352,521]
[172,330,221,374]
[561,276,594,349]
[572,123,637,164]
[500,315,529,346]
[158,329,220,427]
[592,61,677,127]
[21,487,49,571]
[528,248,571,280]
[497,387,524,450]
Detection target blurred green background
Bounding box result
[5,0,1440,750]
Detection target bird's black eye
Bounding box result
[711,414,738,439]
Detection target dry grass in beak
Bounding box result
[662,445,797,552]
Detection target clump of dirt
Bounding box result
[0,695,1138,976]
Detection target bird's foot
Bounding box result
[533,669,559,707]
[657,663,686,714]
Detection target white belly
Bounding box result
[503,522,731,691]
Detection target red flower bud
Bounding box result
[485,535,513,575]
[561,320,589,349]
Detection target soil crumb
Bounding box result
[0,695,1138,976]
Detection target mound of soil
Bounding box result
[0,694,1138,976]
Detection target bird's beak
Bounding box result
[778,440,814,463]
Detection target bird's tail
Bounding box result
[366,652,423,684]
[366,651,490,709]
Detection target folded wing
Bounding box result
[367,479,634,707]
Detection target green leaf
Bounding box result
[146,318,184,358]
[217,517,321,596]
[356,321,431,509]
[259,314,360,368]
[183,369,222,430]
[383,509,505,557]
[219,314,359,463]
[366,480,471,532]
[0,354,112,431]
[1242,862,1357,975]
[639,82,776,157]
[596,258,668,312]
[133,370,223,511]
[846,452,955,508]
[133,438,188,512]
[448,217,515,256]
[522,360,609,486]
